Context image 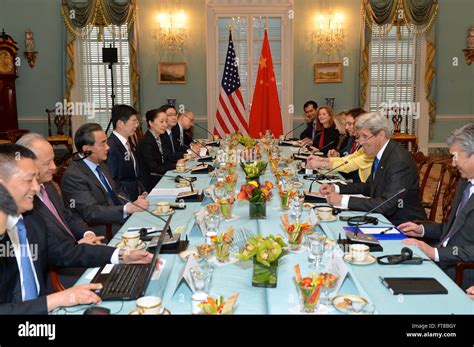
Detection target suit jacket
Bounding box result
[0,212,115,314]
[299,122,314,140]
[160,131,185,162]
[312,126,340,155]
[61,159,129,237]
[338,140,425,225]
[423,179,474,288]
[172,123,192,148]
[105,132,143,201]
[136,130,177,192]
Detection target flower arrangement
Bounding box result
[281,214,313,250]
[236,234,287,267]
[199,293,239,314]
[238,134,258,148]
[237,181,273,203]
[211,226,234,262]
[240,160,267,179]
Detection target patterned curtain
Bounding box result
[359,0,438,126]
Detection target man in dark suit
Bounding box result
[106,104,143,201]
[160,104,186,162]
[173,109,196,149]
[61,123,149,238]
[300,100,318,145]
[0,144,153,314]
[320,112,425,225]
[399,123,474,289]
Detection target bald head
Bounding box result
[17,133,56,184]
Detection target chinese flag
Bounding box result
[248,29,283,138]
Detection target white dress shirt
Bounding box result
[113,130,136,173]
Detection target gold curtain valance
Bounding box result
[362,0,438,36]
[60,0,138,38]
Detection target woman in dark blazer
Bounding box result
[136,109,185,192]
[311,106,340,155]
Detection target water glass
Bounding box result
[309,232,326,270]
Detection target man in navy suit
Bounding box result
[0,144,154,314]
[106,104,143,201]
[399,123,474,289]
[299,100,318,145]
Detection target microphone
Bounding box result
[116,194,173,238]
[149,173,204,202]
[281,123,306,142]
[184,144,214,163]
[72,150,92,161]
[193,123,220,146]
[316,140,335,154]
[347,188,407,229]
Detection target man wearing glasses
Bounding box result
[319,112,425,225]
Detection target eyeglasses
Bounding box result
[355,131,379,142]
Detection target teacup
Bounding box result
[131,296,163,315]
[317,207,333,221]
[349,244,370,262]
[122,231,140,249]
[176,163,186,172]
[183,153,192,160]
[156,202,170,214]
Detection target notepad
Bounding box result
[380,277,448,295]
[149,187,190,198]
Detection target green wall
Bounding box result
[1,0,473,143]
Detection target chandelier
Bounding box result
[313,13,345,58]
[156,10,188,53]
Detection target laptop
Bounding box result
[90,214,173,300]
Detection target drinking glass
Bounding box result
[309,232,326,270]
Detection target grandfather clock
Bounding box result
[0,30,19,132]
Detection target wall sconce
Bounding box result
[24,28,38,68]
[463,24,474,65]
[312,13,345,59]
[156,10,188,53]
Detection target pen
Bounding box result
[379,227,392,234]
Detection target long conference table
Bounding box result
[64,146,473,315]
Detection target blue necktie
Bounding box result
[16,219,38,301]
[96,166,122,205]
[169,132,175,152]
[373,157,380,178]
[438,182,473,246]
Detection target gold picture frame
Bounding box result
[158,62,187,84]
[314,62,343,83]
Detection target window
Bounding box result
[369,25,421,134]
[206,1,293,134]
[78,25,131,131]
[217,16,282,109]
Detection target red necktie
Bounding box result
[318,128,325,149]
[351,141,357,153]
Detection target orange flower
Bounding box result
[264,181,273,190]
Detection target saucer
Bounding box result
[152,208,175,216]
[332,294,368,313]
[115,240,147,250]
[318,215,338,222]
[343,253,376,265]
[129,307,170,315]
[302,202,315,211]
[173,169,190,173]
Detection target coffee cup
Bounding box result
[176,163,186,172]
[317,207,333,220]
[349,244,370,262]
[122,231,140,249]
[156,202,170,214]
[131,296,163,315]
[183,153,192,160]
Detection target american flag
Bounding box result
[214,31,249,137]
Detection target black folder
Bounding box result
[380,277,448,295]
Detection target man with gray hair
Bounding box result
[320,112,425,225]
[399,123,474,289]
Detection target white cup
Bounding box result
[132,296,163,315]
[156,202,170,214]
[122,231,140,249]
[317,207,333,221]
[349,244,370,262]
[176,163,186,172]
